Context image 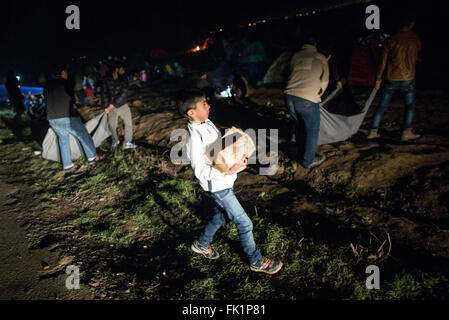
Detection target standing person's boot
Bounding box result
[401,129,421,141]
[367,129,380,139]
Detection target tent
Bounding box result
[347,41,379,87]
[42,112,111,162]
[318,87,377,145]
[347,33,389,87]
[263,52,294,85]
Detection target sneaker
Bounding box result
[367,129,380,139]
[250,257,283,274]
[63,165,81,178]
[401,130,421,141]
[191,241,220,259]
[64,164,80,172]
[88,155,103,165]
[123,141,137,149]
[111,140,120,149]
[305,155,326,169]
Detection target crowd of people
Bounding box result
[196,31,269,101]
[69,56,186,108]
[180,14,422,274]
[4,52,187,129]
[24,92,46,118]
[1,13,422,275]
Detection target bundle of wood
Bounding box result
[204,127,256,174]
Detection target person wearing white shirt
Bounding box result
[176,88,283,274]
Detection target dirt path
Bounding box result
[0,172,92,299]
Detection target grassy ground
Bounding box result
[1,105,449,300]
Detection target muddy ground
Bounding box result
[1,68,449,300]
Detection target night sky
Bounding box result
[1,0,448,82]
[1,0,314,70]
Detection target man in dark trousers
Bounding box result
[5,70,26,135]
[368,15,422,141]
[101,61,137,149]
[45,64,101,171]
[285,35,329,169]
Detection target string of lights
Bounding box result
[207,0,372,35]
[187,0,372,53]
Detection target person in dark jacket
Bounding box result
[101,62,136,149]
[321,34,361,116]
[45,64,101,171]
[5,70,26,134]
[73,71,86,107]
[237,32,267,87]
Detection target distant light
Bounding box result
[299,13,303,16]
[248,23,252,26]
[262,20,266,23]
[306,12,309,15]
[218,86,232,98]
[312,10,316,14]
[156,69,160,73]
[284,16,289,19]
[16,76,21,81]
[219,28,223,32]
[196,46,200,51]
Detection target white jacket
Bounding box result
[186,119,237,193]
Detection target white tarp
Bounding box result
[42,112,111,162]
[318,88,377,145]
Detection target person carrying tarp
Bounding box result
[5,70,26,135]
[367,14,422,142]
[101,61,137,149]
[285,34,329,169]
[44,64,101,172]
[321,32,360,116]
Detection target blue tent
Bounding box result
[0,85,44,103]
